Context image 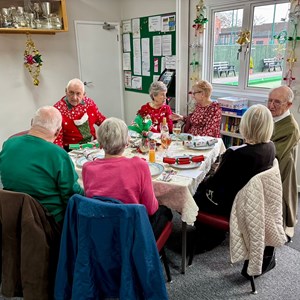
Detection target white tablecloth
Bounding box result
[71,138,226,225]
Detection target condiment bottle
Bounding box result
[148,139,156,163]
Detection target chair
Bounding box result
[156,221,173,282]
[188,159,287,294]
[0,190,61,300]
[8,130,29,138]
[54,194,169,300]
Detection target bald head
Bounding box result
[30,106,62,141]
[267,85,294,117]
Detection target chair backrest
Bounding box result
[230,159,287,276]
[0,190,60,300]
[54,194,168,300]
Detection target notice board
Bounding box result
[122,13,176,95]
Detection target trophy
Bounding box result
[41,2,51,28]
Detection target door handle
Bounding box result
[83,81,93,86]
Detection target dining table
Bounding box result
[70,135,226,274]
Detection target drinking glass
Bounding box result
[173,123,182,142]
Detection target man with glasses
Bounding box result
[267,85,300,240]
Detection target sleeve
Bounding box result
[56,154,84,204]
[138,161,159,215]
[53,131,64,148]
[53,101,64,148]
[165,105,174,133]
[90,98,106,126]
[274,128,299,161]
[205,103,222,138]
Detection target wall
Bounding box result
[120,0,177,125]
[0,0,121,148]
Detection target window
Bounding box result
[205,0,290,97]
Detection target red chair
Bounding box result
[156,221,173,282]
[188,211,257,294]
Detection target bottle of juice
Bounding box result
[148,139,156,163]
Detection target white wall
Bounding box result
[0,0,121,148]
[120,0,177,125]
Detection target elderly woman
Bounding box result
[171,80,222,137]
[137,81,173,133]
[194,104,275,217]
[82,117,172,239]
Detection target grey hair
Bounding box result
[149,81,167,100]
[269,85,294,103]
[66,78,85,93]
[239,104,273,144]
[97,117,128,155]
[32,106,62,134]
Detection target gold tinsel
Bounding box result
[24,34,43,86]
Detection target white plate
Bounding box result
[170,162,202,169]
[148,163,164,177]
[76,154,104,168]
[187,144,215,150]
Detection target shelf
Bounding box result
[220,130,243,139]
[0,0,68,34]
[221,112,242,119]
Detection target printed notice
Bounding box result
[122,33,131,52]
[162,35,172,56]
[133,39,141,75]
[165,55,176,69]
[153,35,162,56]
[132,18,140,38]
[161,15,176,32]
[141,38,150,76]
[148,16,161,32]
[124,71,132,88]
[132,76,142,89]
[122,20,132,33]
[122,53,131,70]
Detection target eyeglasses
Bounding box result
[267,98,287,107]
[190,91,203,96]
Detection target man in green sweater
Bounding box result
[268,85,300,240]
[0,106,84,224]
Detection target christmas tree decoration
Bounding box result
[236,29,251,60]
[24,34,43,86]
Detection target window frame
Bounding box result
[202,0,289,102]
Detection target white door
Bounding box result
[75,21,124,119]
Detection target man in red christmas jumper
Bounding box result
[54,78,106,150]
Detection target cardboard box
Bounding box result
[217,96,248,110]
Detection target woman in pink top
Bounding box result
[82,117,172,239]
[171,80,222,138]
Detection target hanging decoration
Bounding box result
[192,0,208,36]
[189,0,208,87]
[282,1,300,87]
[24,34,43,86]
[236,29,251,60]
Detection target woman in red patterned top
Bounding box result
[171,80,222,137]
[136,81,173,133]
[53,78,106,150]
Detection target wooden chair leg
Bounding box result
[161,248,172,282]
[250,276,257,294]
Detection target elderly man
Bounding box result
[0,106,84,224]
[267,85,300,239]
[54,78,106,150]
